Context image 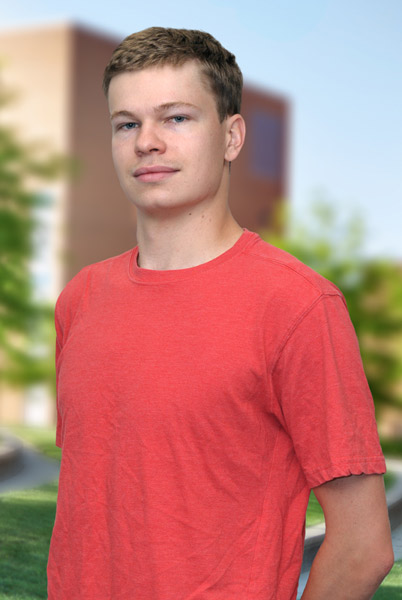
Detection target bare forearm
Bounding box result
[301,539,392,599]
[302,474,394,598]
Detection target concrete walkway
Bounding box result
[0,430,60,495]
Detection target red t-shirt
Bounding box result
[47,229,385,599]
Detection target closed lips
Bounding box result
[134,166,178,176]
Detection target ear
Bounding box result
[224,114,246,162]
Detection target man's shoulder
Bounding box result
[56,247,134,308]
[243,233,341,299]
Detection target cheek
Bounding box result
[202,141,226,178]
[207,132,227,164]
[111,143,127,173]
[194,135,224,170]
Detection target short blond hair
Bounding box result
[103,27,243,122]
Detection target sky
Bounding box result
[1,0,401,259]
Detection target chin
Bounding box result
[132,198,193,215]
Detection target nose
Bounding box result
[135,122,166,155]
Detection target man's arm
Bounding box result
[301,473,394,599]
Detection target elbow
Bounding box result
[374,531,395,577]
[358,540,394,584]
[377,544,395,578]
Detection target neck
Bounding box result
[136,201,243,271]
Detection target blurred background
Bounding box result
[0,1,401,597]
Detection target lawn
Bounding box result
[0,481,58,599]
[1,425,401,598]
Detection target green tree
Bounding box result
[0,83,70,386]
[261,197,402,416]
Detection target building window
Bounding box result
[249,110,283,180]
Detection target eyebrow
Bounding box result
[154,102,199,113]
[110,109,135,121]
[110,102,200,121]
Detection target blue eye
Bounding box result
[123,122,137,129]
[171,116,187,123]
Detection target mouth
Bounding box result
[133,166,179,182]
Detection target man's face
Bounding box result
[108,61,234,216]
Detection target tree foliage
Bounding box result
[0,84,70,385]
[261,197,402,413]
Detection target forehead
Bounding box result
[108,61,216,113]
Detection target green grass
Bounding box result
[306,492,325,527]
[0,426,60,598]
[1,426,401,598]
[0,481,58,599]
[373,560,402,598]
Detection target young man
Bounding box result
[47,27,393,599]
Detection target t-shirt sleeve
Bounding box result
[54,265,91,449]
[270,292,386,488]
